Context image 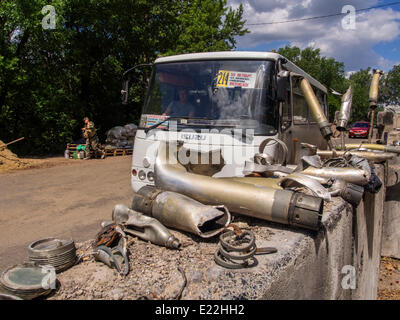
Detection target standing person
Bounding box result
[82,117,105,159]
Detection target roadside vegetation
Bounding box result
[1,0,399,155]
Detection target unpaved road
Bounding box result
[0,156,133,272]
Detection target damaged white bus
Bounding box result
[126,51,329,191]
[122,51,337,232]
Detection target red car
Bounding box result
[348,121,370,138]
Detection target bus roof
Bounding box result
[155,51,327,93]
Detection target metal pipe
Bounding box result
[112,204,181,249]
[132,187,231,238]
[301,166,370,186]
[154,142,323,231]
[341,143,400,154]
[368,69,384,142]
[317,150,395,162]
[369,69,384,108]
[337,85,353,131]
[337,85,353,151]
[300,78,334,147]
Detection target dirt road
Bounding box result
[0,156,133,272]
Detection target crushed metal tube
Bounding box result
[317,150,395,163]
[154,142,323,231]
[340,143,400,155]
[112,204,182,249]
[132,186,231,238]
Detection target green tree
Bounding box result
[164,0,248,55]
[382,64,400,106]
[348,68,372,123]
[0,0,248,155]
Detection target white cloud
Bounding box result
[228,0,400,71]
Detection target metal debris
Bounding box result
[28,238,77,273]
[0,262,56,300]
[112,204,181,249]
[214,230,258,269]
[132,187,231,238]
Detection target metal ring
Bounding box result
[258,138,288,166]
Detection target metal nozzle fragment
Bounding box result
[330,180,364,207]
[132,187,231,238]
[337,85,353,131]
[112,204,181,249]
[288,193,323,231]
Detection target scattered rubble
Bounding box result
[377,257,400,300]
[48,216,276,300]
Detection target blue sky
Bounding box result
[228,0,400,72]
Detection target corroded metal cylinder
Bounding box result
[132,187,231,238]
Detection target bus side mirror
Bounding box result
[121,80,129,105]
[277,71,289,102]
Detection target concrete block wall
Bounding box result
[381,161,400,259]
[261,164,385,299]
[352,165,385,299]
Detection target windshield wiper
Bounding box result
[144,117,190,133]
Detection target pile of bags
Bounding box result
[105,124,137,149]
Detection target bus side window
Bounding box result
[281,78,291,131]
[292,80,308,124]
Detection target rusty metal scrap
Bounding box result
[94,224,121,248]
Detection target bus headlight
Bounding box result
[138,170,146,180]
[147,171,154,182]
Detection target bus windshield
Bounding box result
[142,60,277,135]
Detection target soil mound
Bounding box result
[0,140,30,172]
